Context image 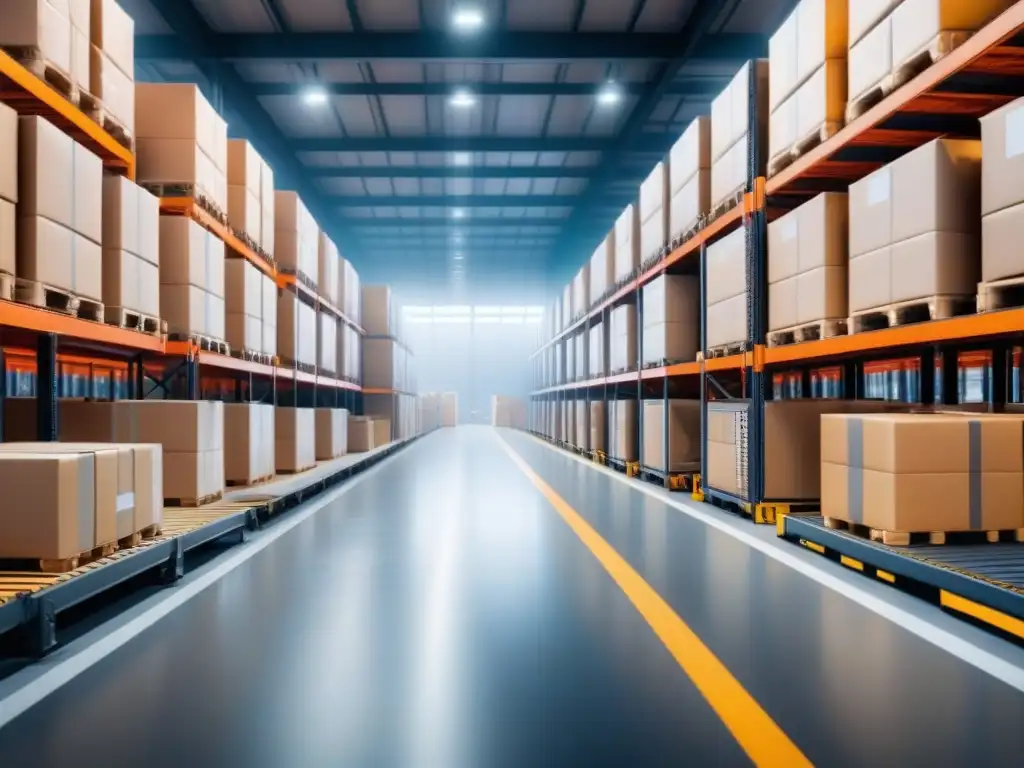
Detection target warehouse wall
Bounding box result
[403,306,540,424]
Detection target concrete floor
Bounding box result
[1,427,1023,766]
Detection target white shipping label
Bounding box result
[866,168,890,205]
[777,215,797,241]
[1006,107,1024,159]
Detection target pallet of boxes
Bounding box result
[276,191,318,373]
[361,284,402,445]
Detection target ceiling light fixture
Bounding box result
[451,152,472,166]
[301,85,329,106]
[453,254,464,260]
[452,208,466,219]
[449,89,476,109]
[596,81,623,107]
[452,7,485,33]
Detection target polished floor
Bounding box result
[2,427,1024,766]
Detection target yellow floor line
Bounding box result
[496,434,811,768]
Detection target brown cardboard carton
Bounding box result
[275,407,316,472]
[224,403,274,485]
[260,158,275,254]
[18,216,102,300]
[769,59,846,162]
[227,185,260,242]
[614,205,639,283]
[821,413,1024,533]
[136,138,225,214]
[318,312,338,374]
[135,84,225,171]
[103,175,159,260]
[590,401,607,453]
[706,293,748,349]
[768,207,800,284]
[102,248,157,314]
[112,400,224,453]
[608,304,637,372]
[164,450,224,502]
[799,191,848,271]
[573,400,589,450]
[261,272,278,357]
[706,226,746,306]
[348,416,374,452]
[159,215,221,289]
[364,337,397,388]
[161,283,208,337]
[0,453,97,561]
[849,14,891,103]
[890,231,978,303]
[892,0,1014,72]
[769,276,799,331]
[371,418,392,447]
[669,121,710,231]
[0,200,15,279]
[90,0,133,76]
[0,102,16,205]
[589,236,615,305]
[642,400,701,472]
[850,0,902,46]
[609,400,638,461]
[982,202,1024,283]
[798,265,847,324]
[981,96,1024,217]
[639,161,669,261]
[849,165,892,258]
[89,44,133,135]
[892,138,980,243]
[227,139,261,195]
[362,284,393,335]
[706,403,746,496]
[315,408,348,460]
[274,191,319,285]
[225,257,261,318]
[226,312,261,353]
[849,246,891,312]
[318,232,340,305]
[277,290,317,367]
[1,1,74,84]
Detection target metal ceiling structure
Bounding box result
[124,0,797,301]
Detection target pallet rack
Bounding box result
[529,2,1024,639]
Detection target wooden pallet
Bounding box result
[845,76,894,123]
[709,187,744,225]
[891,31,973,91]
[668,217,705,252]
[3,46,77,103]
[768,121,842,177]
[167,332,231,356]
[279,356,317,375]
[767,318,848,348]
[824,516,1024,547]
[849,295,975,334]
[15,278,104,321]
[83,98,134,151]
[231,347,274,366]
[140,182,228,227]
[165,491,224,508]
[277,465,316,476]
[226,474,274,489]
[280,268,318,294]
[704,341,749,359]
[104,305,165,337]
[977,275,1024,313]
[32,541,119,575]
[116,523,163,551]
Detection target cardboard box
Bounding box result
[711,133,749,208]
[642,275,699,364]
[614,205,639,283]
[364,337,397,388]
[163,450,224,502]
[58,399,223,452]
[573,400,589,450]
[609,304,636,372]
[225,258,262,319]
[227,139,261,196]
[706,227,747,346]
[0,102,16,206]
[608,400,638,461]
[224,403,274,485]
[589,320,605,377]
[159,215,226,292]
[711,60,769,166]
[0,452,99,561]
[769,59,846,163]
[571,264,590,319]
[822,413,1024,533]
[103,248,159,315]
[348,415,374,452]
[135,83,226,174]
[707,403,747,497]
[669,117,711,237]
[642,400,701,472]
[102,176,158,264]
[226,312,261,353]
[316,408,349,460]
[770,6,799,112]
[89,44,133,135]
[0,199,13,279]
[770,0,848,108]
[18,216,102,301]
[90,0,133,77]
[136,138,225,215]
[891,0,1014,73]
[362,284,393,336]
[318,232,340,306]
[981,96,1024,282]
[275,407,315,472]
[561,284,571,328]
[849,14,891,102]
[590,401,607,453]
[227,185,260,243]
[261,272,277,357]
[850,0,902,47]
[318,312,338,374]
[260,158,275,255]
[277,290,317,367]
[639,161,669,261]
[372,418,391,447]
[274,191,319,286]
[589,236,615,306]
[161,284,215,338]
[1,1,74,87]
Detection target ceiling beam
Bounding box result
[312,166,595,179]
[343,217,569,227]
[294,137,643,152]
[252,80,724,97]
[136,32,764,61]
[335,195,610,207]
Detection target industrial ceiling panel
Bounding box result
[505,0,577,31]
[259,96,343,137]
[392,178,422,196]
[419,152,446,166]
[368,61,425,83]
[358,152,389,165]
[495,96,550,136]
[484,178,511,195]
[356,0,420,30]
[555,178,587,195]
[297,152,344,167]
[320,178,368,195]
[421,179,444,195]
[372,206,400,217]
[577,0,638,31]
[438,97,486,136]
[563,61,611,84]
[308,61,365,83]
[500,63,561,84]
[278,0,353,31]
[487,208,519,218]
[379,96,428,135]
[118,0,173,34]
[614,61,658,83]
[585,95,636,135]
[508,152,542,167]
[649,95,681,122]
[232,61,304,84]
[191,0,274,32]
[545,96,591,136]
[531,178,558,195]
[444,178,474,196]
[335,96,380,136]
[388,152,418,166]
[632,0,696,32]
[341,208,374,218]
[725,0,795,33]
[440,62,488,83]
[536,152,568,166]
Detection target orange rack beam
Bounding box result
[0,49,133,178]
[767,2,1024,198]
[0,299,164,354]
[641,362,702,379]
[160,198,276,280]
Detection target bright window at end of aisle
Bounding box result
[402,305,543,324]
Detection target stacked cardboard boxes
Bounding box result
[609,305,637,373]
[136,84,227,217]
[441,393,458,426]
[589,320,606,379]
[768,192,848,333]
[276,407,315,473]
[318,312,338,375]
[565,336,576,382]
[225,259,262,354]
[608,400,638,461]
[848,138,980,315]
[261,271,277,358]
[642,400,701,472]
[101,176,159,320]
[223,403,274,485]
[227,139,262,246]
[342,324,361,383]
[260,157,274,257]
[561,285,571,329]
[669,116,711,238]
[822,412,1024,536]
[18,116,103,302]
[340,257,360,326]
[315,408,348,460]
[275,191,319,289]
[0,104,13,282]
[362,284,395,336]
[981,96,1024,289]
[277,290,317,369]
[639,161,670,264]
[1,0,90,97]
[492,396,526,429]
[768,0,847,174]
[589,236,615,306]
[572,263,590,320]
[319,232,340,307]
[705,227,747,349]
[574,400,590,451]
[574,330,588,381]
[614,205,640,285]
[90,0,135,138]
[159,216,226,342]
[590,401,607,453]
[711,60,768,209]
[642,275,699,365]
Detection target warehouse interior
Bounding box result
[1,0,1024,764]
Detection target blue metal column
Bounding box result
[36,333,58,441]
